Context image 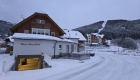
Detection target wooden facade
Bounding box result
[88,34,106,44]
[91,35,99,43]
[11,12,65,37]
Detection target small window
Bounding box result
[24,30,29,34]
[51,32,55,36]
[59,45,62,50]
[36,19,45,24]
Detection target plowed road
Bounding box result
[40,53,140,80]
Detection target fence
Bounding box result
[0,55,15,75]
[60,53,90,60]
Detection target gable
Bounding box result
[11,12,65,36]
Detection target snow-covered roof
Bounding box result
[92,43,99,44]
[61,29,87,41]
[5,36,14,42]
[12,33,78,43]
[91,33,104,38]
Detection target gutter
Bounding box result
[54,40,57,58]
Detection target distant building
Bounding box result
[87,33,106,45]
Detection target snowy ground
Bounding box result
[1,46,140,80]
[0,48,6,54]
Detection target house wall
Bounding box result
[13,39,78,58]
[14,15,62,37]
[55,42,78,55]
[13,39,56,56]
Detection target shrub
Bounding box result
[111,38,138,49]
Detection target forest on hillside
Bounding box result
[73,19,140,40]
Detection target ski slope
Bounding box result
[98,21,107,33]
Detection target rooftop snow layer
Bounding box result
[12,33,78,43]
[61,29,87,41]
[92,33,104,38]
[6,36,14,42]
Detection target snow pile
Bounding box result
[0,54,15,75]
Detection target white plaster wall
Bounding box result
[55,42,78,54]
[13,39,55,56]
[55,42,65,55]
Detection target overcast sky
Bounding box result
[0,0,140,29]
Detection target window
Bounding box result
[24,30,29,34]
[51,32,55,36]
[36,19,45,24]
[44,29,50,35]
[59,45,62,50]
[38,30,41,34]
[32,28,50,35]
[32,29,36,34]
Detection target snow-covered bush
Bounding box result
[111,38,138,49]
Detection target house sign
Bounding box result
[20,43,40,45]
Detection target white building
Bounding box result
[61,29,87,46]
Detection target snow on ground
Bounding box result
[0,55,101,80]
[1,45,140,80]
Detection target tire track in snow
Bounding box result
[78,54,116,80]
[57,57,105,80]
[39,56,105,80]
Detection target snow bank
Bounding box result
[44,54,52,66]
[0,55,15,75]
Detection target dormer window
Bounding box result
[36,19,45,24]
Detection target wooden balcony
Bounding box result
[31,22,51,29]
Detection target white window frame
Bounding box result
[32,28,50,35]
[51,32,55,36]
